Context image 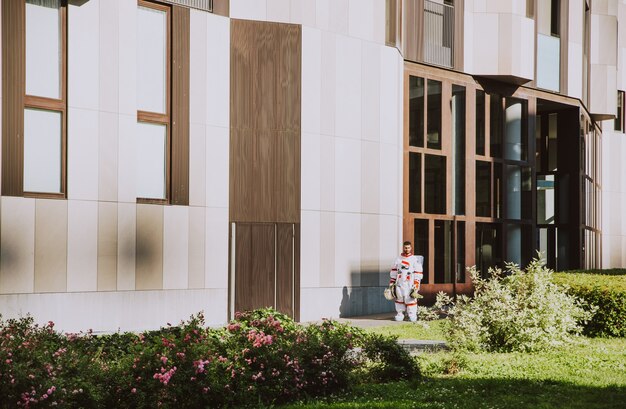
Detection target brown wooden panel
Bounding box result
[230,128,254,221]
[453,0,464,71]
[212,0,229,17]
[2,0,25,196]
[235,223,275,312]
[293,223,300,321]
[275,223,293,316]
[274,131,300,222]
[403,0,419,62]
[171,6,190,205]
[230,19,301,223]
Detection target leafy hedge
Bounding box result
[0,309,419,408]
[552,270,626,337]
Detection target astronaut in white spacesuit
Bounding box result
[389,241,424,322]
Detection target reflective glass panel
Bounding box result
[24,108,62,193]
[26,0,61,99]
[427,80,442,149]
[137,122,167,199]
[137,6,167,114]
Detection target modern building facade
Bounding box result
[0,0,624,332]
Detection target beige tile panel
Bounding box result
[163,206,189,290]
[329,0,348,34]
[302,27,321,135]
[67,200,98,292]
[117,202,136,290]
[189,123,206,206]
[379,214,400,286]
[319,134,335,211]
[135,204,163,290]
[117,0,136,116]
[98,202,118,291]
[34,199,68,293]
[301,132,321,211]
[334,137,361,213]
[360,213,380,285]
[334,212,361,287]
[0,197,36,294]
[320,30,336,136]
[230,0,267,21]
[188,206,205,289]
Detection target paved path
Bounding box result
[310,313,449,353]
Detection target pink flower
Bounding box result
[131,388,136,394]
[160,356,168,364]
[227,322,241,332]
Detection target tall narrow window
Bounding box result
[476,89,485,155]
[615,91,624,132]
[137,1,170,202]
[536,0,561,91]
[452,84,465,215]
[426,79,442,149]
[409,76,424,147]
[476,161,491,217]
[409,152,422,213]
[24,0,66,196]
[490,94,502,158]
[425,154,446,214]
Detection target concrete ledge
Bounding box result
[398,339,449,353]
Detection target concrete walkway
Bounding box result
[323,313,449,353]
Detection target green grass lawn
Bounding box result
[282,322,626,409]
[366,319,448,341]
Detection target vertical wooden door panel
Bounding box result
[275,223,293,316]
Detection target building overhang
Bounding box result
[473,74,533,87]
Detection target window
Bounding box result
[409,152,422,213]
[424,154,446,214]
[476,89,486,155]
[409,76,425,147]
[615,91,624,132]
[137,1,170,202]
[427,79,442,149]
[24,0,67,196]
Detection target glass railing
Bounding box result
[423,0,454,68]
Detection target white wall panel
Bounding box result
[335,35,361,139]
[205,125,229,208]
[118,0,136,116]
[205,207,228,289]
[334,212,361,287]
[67,200,98,292]
[98,112,118,202]
[117,115,136,203]
[68,108,99,201]
[206,14,230,128]
[189,123,207,206]
[190,9,208,125]
[361,42,380,142]
[68,0,99,111]
[0,289,228,333]
[334,137,361,213]
[99,0,119,113]
[230,0,267,21]
[302,27,322,134]
[300,210,321,288]
[301,132,321,210]
[267,0,291,23]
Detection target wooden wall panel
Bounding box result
[171,6,190,205]
[275,223,293,316]
[212,0,229,17]
[403,0,419,62]
[2,0,25,196]
[235,223,275,313]
[453,0,464,71]
[229,19,301,223]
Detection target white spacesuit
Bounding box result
[389,251,424,322]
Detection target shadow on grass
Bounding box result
[282,377,626,409]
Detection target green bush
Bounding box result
[436,258,594,352]
[0,309,419,408]
[552,270,626,337]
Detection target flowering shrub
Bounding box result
[0,309,419,408]
[436,258,594,352]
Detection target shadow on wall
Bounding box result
[338,268,395,318]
